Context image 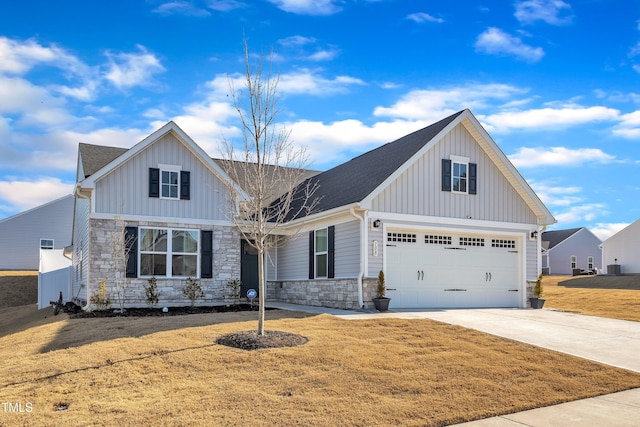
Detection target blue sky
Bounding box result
[1,0,639,239]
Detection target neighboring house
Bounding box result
[541,227,602,275]
[602,219,640,274]
[71,109,555,310]
[0,195,74,270]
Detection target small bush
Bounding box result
[376,270,386,298]
[533,274,544,298]
[144,276,160,307]
[90,278,111,310]
[227,279,241,305]
[183,277,204,307]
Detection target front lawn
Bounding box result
[1,308,640,426]
[543,275,640,322]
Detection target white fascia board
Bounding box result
[89,212,235,227]
[460,113,556,226]
[372,211,536,233]
[274,203,362,233]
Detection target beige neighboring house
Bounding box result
[0,195,74,270]
[70,109,555,310]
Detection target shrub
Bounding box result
[144,276,160,307]
[533,274,544,298]
[227,279,241,305]
[90,278,111,310]
[183,277,204,307]
[376,270,386,299]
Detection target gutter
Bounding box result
[349,207,365,309]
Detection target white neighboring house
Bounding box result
[0,195,74,270]
[602,219,640,274]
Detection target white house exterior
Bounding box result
[71,109,555,310]
[541,228,602,275]
[602,219,640,274]
[0,195,74,270]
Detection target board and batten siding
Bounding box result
[371,123,538,225]
[94,133,232,221]
[274,220,361,280]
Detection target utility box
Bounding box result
[607,264,621,275]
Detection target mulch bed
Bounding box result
[71,304,271,318]
[216,330,308,350]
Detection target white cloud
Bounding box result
[373,83,525,120]
[278,35,317,47]
[153,1,210,16]
[207,0,246,12]
[607,110,640,138]
[104,45,166,90]
[529,181,583,207]
[475,27,545,62]
[267,0,342,15]
[554,204,607,224]
[509,147,615,168]
[482,105,620,133]
[514,0,573,25]
[306,49,340,62]
[592,223,629,241]
[0,36,88,76]
[406,12,444,24]
[0,177,73,213]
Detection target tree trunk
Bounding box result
[257,247,265,335]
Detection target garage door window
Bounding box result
[459,237,485,246]
[387,232,417,243]
[491,239,515,248]
[425,235,451,245]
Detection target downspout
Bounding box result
[349,207,365,309]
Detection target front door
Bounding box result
[240,240,259,297]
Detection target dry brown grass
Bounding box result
[543,275,640,322]
[0,270,38,308]
[1,308,640,426]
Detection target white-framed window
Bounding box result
[139,227,199,278]
[450,155,469,194]
[40,239,54,250]
[588,256,594,270]
[570,255,577,270]
[315,228,328,278]
[160,164,182,200]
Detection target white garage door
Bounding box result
[385,230,521,308]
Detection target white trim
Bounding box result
[89,212,235,227]
[372,211,536,232]
[449,154,470,163]
[158,163,182,171]
[313,227,329,278]
[138,226,200,279]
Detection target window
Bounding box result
[40,239,54,250]
[492,239,516,248]
[460,237,485,247]
[452,161,467,193]
[315,228,328,278]
[425,235,451,245]
[571,255,577,270]
[442,157,477,195]
[162,170,179,199]
[387,232,417,243]
[139,227,198,277]
[588,256,594,270]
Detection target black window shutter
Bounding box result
[308,231,315,279]
[180,170,191,200]
[149,168,160,198]
[469,163,477,195]
[200,230,213,279]
[125,226,138,278]
[328,226,335,279]
[441,159,452,192]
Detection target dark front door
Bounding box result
[241,240,259,297]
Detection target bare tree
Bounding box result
[111,216,135,313]
[219,40,319,335]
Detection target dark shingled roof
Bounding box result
[541,228,583,249]
[283,110,465,219]
[79,143,128,179]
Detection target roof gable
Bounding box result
[77,121,247,199]
[541,227,583,249]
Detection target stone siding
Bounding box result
[88,218,240,309]
[267,277,378,310]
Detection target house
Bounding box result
[0,195,74,270]
[602,219,640,274]
[71,109,555,310]
[540,227,602,275]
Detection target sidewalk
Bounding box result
[269,303,640,425]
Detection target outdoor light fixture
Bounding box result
[530,230,538,240]
[372,219,381,229]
